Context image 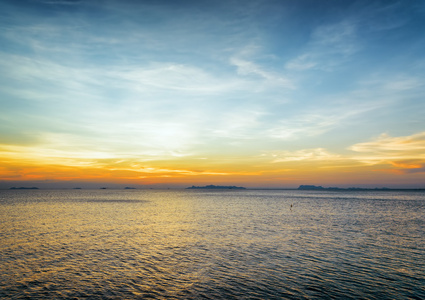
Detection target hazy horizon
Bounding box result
[1,0,425,189]
[2,181,424,190]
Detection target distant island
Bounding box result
[187,185,246,190]
[298,185,391,191]
[10,187,39,189]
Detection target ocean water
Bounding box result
[0,189,424,299]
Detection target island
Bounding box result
[297,185,392,191]
[298,185,325,190]
[10,187,39,190]
[186,185,246,190]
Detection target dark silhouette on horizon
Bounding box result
[10,187,39,190]
[297,185,392,191]
[187,185,246,190]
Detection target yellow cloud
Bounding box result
[265,148,341,163]
[349,131,425,172]
[389,160,423,169]
[350,132,425,153]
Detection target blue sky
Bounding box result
[1,0,425,188]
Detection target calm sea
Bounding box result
[0,189,424,299]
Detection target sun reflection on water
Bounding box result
[1,189,424,299]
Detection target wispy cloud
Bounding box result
[230,57,293,88]
[286,21,359,71]
[350,132,425,154]
[349,132,425,173]
[36,0,83,5]
[264,107,370,140]
[116,63,242,94]
[358,74,424,93]
[265,148,341,163]
[259,131,425,174]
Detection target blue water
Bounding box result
[1,189,424,299]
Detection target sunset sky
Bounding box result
[1,0,425,189]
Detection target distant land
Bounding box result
[187,185,246,190]
[2,185,424,191]
[298,185,392,191]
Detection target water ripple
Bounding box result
[1,189,424,299]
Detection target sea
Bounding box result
[0,189,424,299]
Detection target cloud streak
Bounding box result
[349,132,425,173]
[286,21,359,71]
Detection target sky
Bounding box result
[1,0,425,189]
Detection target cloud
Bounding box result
[262,131,425,173]
[0,44,298,151]
[350,132,425,153]
[284,54,317,71]
[265,114,333,140]
[358,74,424,95]
[403,166,425,174]
[36,0,82,4]
[116,63,242,94]
[264,109,366,140]
[230,57,293,88]
[262,68,425,141]
[362,1,412,32]
[349,132,425,173]
[312,21,358,52]
[285,21,359,71]
[265,148,340,163]
[211,109,267,139]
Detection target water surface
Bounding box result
[1,189,424,299]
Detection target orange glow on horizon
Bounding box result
[1,131,425,188]
[1,154,424,188]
